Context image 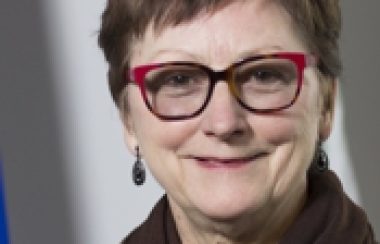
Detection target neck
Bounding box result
[168,182,307,244]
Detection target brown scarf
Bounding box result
[122,170,376,244]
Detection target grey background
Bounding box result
[341,1,380,235]
[0,1,75,244]
[0,0,379,243]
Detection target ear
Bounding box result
[121,110,139,156]
[319,78,338,141]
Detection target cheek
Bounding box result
[250,108,319,150]
[143,122,199,152]
[127,86,199,152]
[252,82,321,148]
[253,114,299,145]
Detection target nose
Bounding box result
[200,82,251,141]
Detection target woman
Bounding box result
[98,0,376,243]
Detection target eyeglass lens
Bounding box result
[143,58,299,118]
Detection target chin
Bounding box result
[190,187,271,221]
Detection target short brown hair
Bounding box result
[98,0,341,107]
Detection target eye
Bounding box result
[145,66,208,97]
[163,73,194,87]
[252,69,286,83]
[235,61,296,87]
[145,70,193,92]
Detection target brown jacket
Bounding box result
[123,170,377,243]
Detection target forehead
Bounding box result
[130,0,307,67]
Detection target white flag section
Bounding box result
[325,88,360,204]
[42,1,163,243]
[42,1,360,243]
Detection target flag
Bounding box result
[0,157,9,244]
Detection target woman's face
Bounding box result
[125,0,334,219]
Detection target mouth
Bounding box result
[189,152,268,169]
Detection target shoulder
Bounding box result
[121,196,168,244]
[281,170,378,243]
[121,224,147,244]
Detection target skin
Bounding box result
[123,1,336,243]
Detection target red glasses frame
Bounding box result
[128,52,316,121]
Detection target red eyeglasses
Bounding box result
[128,52,316,121]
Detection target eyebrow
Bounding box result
[237,45,284,60]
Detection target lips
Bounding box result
[190,152,267,169]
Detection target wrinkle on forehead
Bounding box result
[130,0,305,68]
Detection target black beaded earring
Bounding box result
[316,146,329,172]
[133,146,146,186]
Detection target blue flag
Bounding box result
[0,158,9,244]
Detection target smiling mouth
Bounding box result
[190,152,268,169]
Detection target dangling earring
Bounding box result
[317,146,329,172]
[133,146,146,186]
